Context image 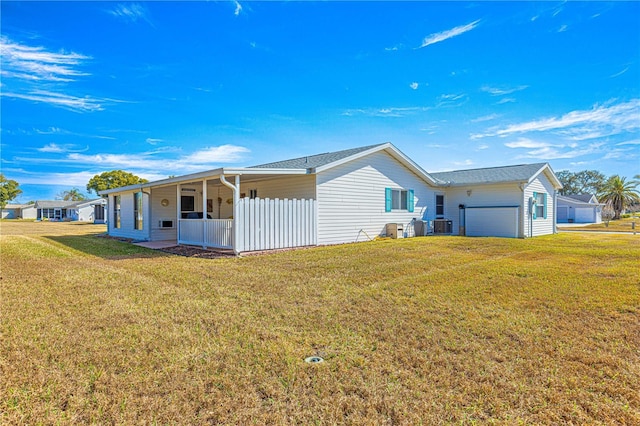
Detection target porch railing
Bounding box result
[178,219,233,249]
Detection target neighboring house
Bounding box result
[100,143,562,254]
[556,194,603,223]
[431,163,563,238]
[1,204,30,219]
[30,199,107,223]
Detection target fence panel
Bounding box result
[238,197,316,252]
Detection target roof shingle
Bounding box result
[431,163,548,185]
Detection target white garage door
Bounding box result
[466,207,519,238]
[575,208,594,223]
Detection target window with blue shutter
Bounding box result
[543,193,547,219]
[386,188,413,211]
[533,192,545,219]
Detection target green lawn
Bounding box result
[1,221,638,424]
[557,217,639,232]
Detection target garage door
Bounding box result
[575,208,594,223]
[466,206,519,238]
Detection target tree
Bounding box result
[0,174,22,211]
[556,169,606,196]
[86,170,148,194]
[58,188,87,201]
[598,175,640,220]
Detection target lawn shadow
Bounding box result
[45,234,172,260]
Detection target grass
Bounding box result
[557,217,639,233]
[1,221,639,424]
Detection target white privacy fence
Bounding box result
[236,198,317,252]
[177,198,317,252]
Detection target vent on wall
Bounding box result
[158,220,174,229]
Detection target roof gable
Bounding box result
[562,194,598,203]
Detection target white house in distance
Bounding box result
[11,199,107,223]
[100,143,562,254]
[556,194,603,224]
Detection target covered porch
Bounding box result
[149,170,317,254]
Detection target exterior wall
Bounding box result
[1,207,21,219]
[444,184,524,237]
[107,191,150,240]
[524,172,556,237]
[316,151,435,245]
[21,205,37,219]
[239,174,315,201]
[150,186,178,241]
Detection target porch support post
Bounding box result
[219,174,241,255]
[202,179,207,248]
[176,183,181,243]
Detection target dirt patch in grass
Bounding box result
[160,245,236,259]
[1,223,639,424]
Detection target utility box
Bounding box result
[414,220,428,236]
[386,223,404,239]
[433,219,453,234]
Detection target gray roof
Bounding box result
[252,144,386,169]
[34,199,102,209]
[563,194,596,203]
[431,163,548,186]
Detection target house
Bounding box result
[1,204,30,219]
[100,143,562,254]
[25,199,107,223]
[556,194,603,223]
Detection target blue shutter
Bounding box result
[543,193,547,219]
[385,188,392,212]
[407,189,414,212]
[532,192,537,219]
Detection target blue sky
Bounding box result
[2,1,639,202]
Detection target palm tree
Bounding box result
[59,188,87,201]
[598,175,640,220]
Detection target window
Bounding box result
[436,194,445,218]
[181,195,195,212]
[114,195,121,228]
[249,189,258,199]
[533,192,547,219]
[385,188,414,212]
[134,192,143,230]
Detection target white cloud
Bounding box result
[558,25,568,33]
[477,144,489,150]
[409,82,419,90]
[1,90,105,112]
[475,99,640,140]
[146,138,163,145]
[480,85,529,96]
[38,143,88,153]
[610,67,629,78]
[471,113,500,123]
[18,144,252,178]
[343,106,428,118]
[452,159,474,167]
[418,20,481,49]
[0,36,90,82]
[504,138,605,160]
[617,139,640,146]
[108,3,152,24]
[234,1,243,16]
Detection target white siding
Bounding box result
[239,175,315,201]
[150,186,178,241]
[107,191,150,240]
[524,172,556,237]
[21,205,37,219]
[316,151,435,245]
[444,184,524,237]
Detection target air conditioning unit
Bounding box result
[433,219,452,234]
[158,220,174,229]
[386,223,404,239]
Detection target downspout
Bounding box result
[219,174,240,255]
